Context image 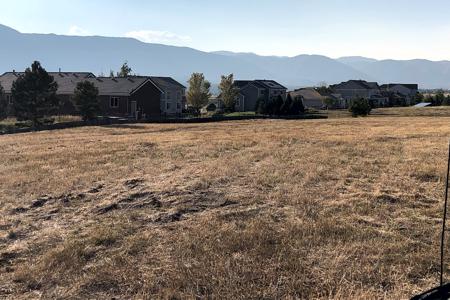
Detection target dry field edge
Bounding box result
[1,112,450,299]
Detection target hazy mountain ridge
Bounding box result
[1,24,450,88]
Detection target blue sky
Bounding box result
[1,0,450,60]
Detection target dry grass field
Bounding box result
[1,112,450,299]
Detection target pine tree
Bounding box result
[273,95,284,116]
[12,61,59,126]
[280,94,293,115]
[255,96,267,115]
[290,96,305,115]
[73,81,100,121]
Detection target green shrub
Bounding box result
[349,98,371,117]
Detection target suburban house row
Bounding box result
[0,71,419,118]
[211,79,418,112]
[0,71,187,118]
[289,80,419,110]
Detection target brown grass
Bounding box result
[0,114,449,299]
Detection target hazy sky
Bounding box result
[1,0,449,60]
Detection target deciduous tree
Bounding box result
[186,73,211,114]
[117,61,132,77]
[218,74,239,112]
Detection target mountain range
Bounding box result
[1,24,450,89]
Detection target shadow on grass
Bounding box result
[101,124,149,130]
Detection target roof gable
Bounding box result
[332,80,379,90]
[85,77,158,96]
[290,88,325,101]
[149,76,186,90]
[234,79,286,90]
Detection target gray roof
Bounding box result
[85,77,155,96]
[331,80,379,90]
[0,71,95,93]
[234,80,254,89]
[234,79,286,90]
[0,73,184,96]
[149,76,186,90]
[289,88,325,101]
[254,80,287,90]
[380,83,418,90]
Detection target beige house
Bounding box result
[289,88,326,109]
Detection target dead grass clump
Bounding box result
[14,240,94,291]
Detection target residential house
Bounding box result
[0,71,185,118]
[0,71,95,115]
[330,80,380,100]
[380,84,418,105]
[83,77,162,118]
[234,80,287,112]
[289,88,325,109]
[329,80,388,108]
[150,76,186,116]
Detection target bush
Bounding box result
[256,95,305,116]
[255,96,267,115]
[349,98,371,117]
[206,103,217,112]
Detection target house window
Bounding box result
[177,102,181,109]
[166,102,171,110]
[236,99,240,107]
[6,95,12,104]
[177,91,181,100]
[110,97,119,108]
[166,91,171,100]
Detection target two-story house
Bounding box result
[233,79,287,112]
[150,77,186,116]
[330,80,380,100]
[329,80,389,108]
[380,84,418,105]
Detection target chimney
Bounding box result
[12,69,15,75]
[59,68,61,73]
